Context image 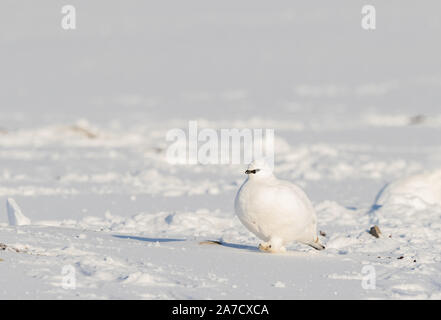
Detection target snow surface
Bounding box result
[1,0,441,299]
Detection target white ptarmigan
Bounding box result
[234,159,324,253]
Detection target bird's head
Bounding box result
[245,159,274,179]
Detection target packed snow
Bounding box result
[375,169,441,209]
[1,1,441,299]
[6,198,31,226]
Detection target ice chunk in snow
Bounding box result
[273,281,286,288]
[6,198,31,226]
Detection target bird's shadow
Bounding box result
[215,241,259,252]
[112,234,258,252]
[112,235,186,243]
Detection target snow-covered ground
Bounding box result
[1,1,441,299]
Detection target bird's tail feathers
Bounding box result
[306,238,325,250]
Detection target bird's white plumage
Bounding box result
[234,159,323,252]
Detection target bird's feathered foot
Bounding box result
[258,242,272,252]
[258,240,286,253]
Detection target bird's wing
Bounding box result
[279,180,315,207]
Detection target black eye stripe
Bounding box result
[246,169,261,174]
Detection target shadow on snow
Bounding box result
[112,235,186,243]
[113,234,259,252]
